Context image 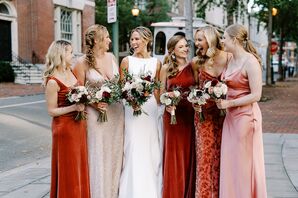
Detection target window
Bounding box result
[155,31,166,55]
[60,9,72,41]
[0,3,9,14]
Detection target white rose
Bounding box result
[71,94,79,102]
[204,81,211,88]
[213,87,222,98]
[221,84,228,95]
[173,90,181,97]
[95,91,103,100]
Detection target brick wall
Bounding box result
[82,4,95,53]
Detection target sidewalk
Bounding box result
[0,78,298,197]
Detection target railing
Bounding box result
[10,52,43,84]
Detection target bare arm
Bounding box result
[191,57,199,84]
[45,79,81,117]
[73,57,87,85]
[217,56,262,109]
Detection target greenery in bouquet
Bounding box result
[66,85,91,121]
[121,70,159,116]
[187,87,210,122]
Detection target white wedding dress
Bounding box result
[119,56,163,198]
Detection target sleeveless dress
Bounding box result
[49,76,90,198]
[162,63,196,198]
[194,69,224,198]
[85,60,124,198]
[219,66,267,198]
[119,56,162,198]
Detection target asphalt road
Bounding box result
[0,94,51,173]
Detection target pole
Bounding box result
[266,0,273,85]
[112,20,119,62]
[184,0,194,60]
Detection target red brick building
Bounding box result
[0,0,95,64]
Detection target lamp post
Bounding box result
[266,1,274,85]
[131,5,140,27]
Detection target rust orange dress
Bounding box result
[49,77,90,198]
[194,69,224,198]
[162,63,196,198]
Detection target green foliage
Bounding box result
[95,0,170,52]
[253,0,298,43]
[0,61,15,82]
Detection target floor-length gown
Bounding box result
[49,77,90,198]
[119,56,162,198]
[194,70,224,198]
[162,63,196,198]
[219,66,267,198]
[85,61,124,198]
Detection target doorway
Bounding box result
[0,19,12,61]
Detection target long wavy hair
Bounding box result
[225,24,262,65]
[195,26,223,66]
[163,35,187,78]
[130,26,153,54]
[43,40,71,85]
[85,24,108,68]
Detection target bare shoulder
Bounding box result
[74,56,88,70]
[46,78,59,91]
[246,54,260,69]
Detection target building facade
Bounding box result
[0,0,95,64]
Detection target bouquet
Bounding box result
[66,85,91,121]
[88,77,122,122]
[160,89,181,124]
[204,79,228,116]
[121,70,159,116]
[187,87,210,122]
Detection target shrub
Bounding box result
[0,61,15,82]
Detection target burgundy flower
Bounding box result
[211,79,219,86]
[143,75,152,81]
[102,91,111,98]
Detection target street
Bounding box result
[0,95,51,172]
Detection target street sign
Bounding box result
[271,40,278,55]
[107,0,117,23]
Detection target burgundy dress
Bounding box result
[162,63,196,198]
[194,70,224,198]
[49,77,90,198]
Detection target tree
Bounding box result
[253,0,298,81]
[194,0,248,26]
[95,0,170,53]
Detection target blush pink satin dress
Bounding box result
[219,67,267,198]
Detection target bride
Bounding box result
[118,26,163,198]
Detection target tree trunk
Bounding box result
[184,0,194,59]
[226,0,236,25]
[278,28,285,81]
[266,0,273,85]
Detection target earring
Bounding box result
[171,54,176,61]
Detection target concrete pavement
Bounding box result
[0,133,297,198]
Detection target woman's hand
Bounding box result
[165,105,176,114]
[74,103,85,112]
[216,99,232,109]
[97,102,108,111]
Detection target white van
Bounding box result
[151,17,223,62]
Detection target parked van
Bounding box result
[151,17,223,62]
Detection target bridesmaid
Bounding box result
[73,24,124,198]
[191,26,230,198]
[216,24,267,197]
[43,40,90,198]
[160,35,196,198]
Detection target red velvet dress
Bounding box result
[49,77,90,198]
[162,64,196,198]
[194,70,224,198]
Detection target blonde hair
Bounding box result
[130,26,153,53]
[225,24,262,65]
[195,26,223,65]
[43,40,71,85]
[85,24,108,68]
[163,35,187,78]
